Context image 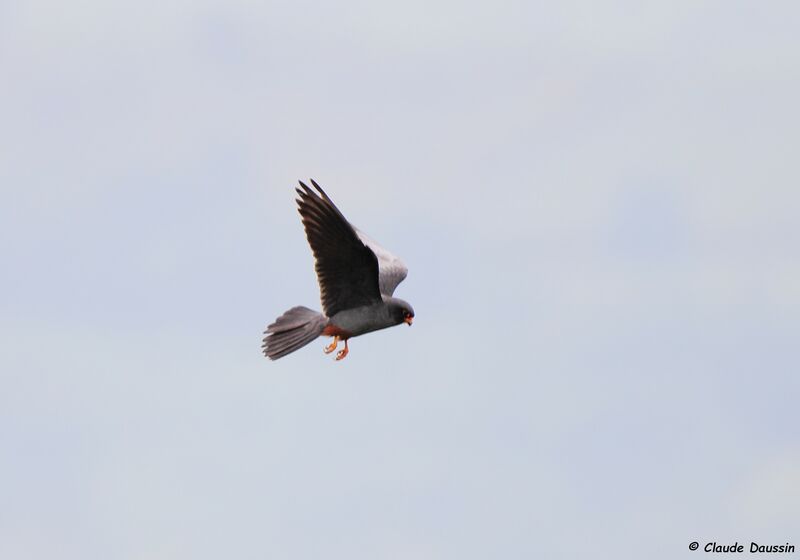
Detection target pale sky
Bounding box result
[1,1,799,558]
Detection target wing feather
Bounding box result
[355,228,408,297]
[295,180,382,317]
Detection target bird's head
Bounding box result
[387,297,415,326]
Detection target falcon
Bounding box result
[262,179,414,361]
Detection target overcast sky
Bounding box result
[2,1,799,558]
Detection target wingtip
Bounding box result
[309,178,328,199]
[296,180,314,204]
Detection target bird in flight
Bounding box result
[262,179,414,361]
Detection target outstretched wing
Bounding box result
[295,179,382,317]
[354,228,408,297]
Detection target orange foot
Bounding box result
[335,339,349,361]
[323,336,339,354]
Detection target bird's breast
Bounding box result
[329,303,395,337]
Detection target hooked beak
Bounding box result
[404,316,413,326]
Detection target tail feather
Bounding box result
[262,306,327,360]
[268,329,316,355]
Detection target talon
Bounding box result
[324,336,339,354]
[335,339,349,361]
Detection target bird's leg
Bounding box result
[323,336,339,354]
[335,339,349,361]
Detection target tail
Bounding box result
[262,306,327,360]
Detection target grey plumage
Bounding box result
[354,228,408,297]
[262,306,326,360]
[262,180,414,361]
